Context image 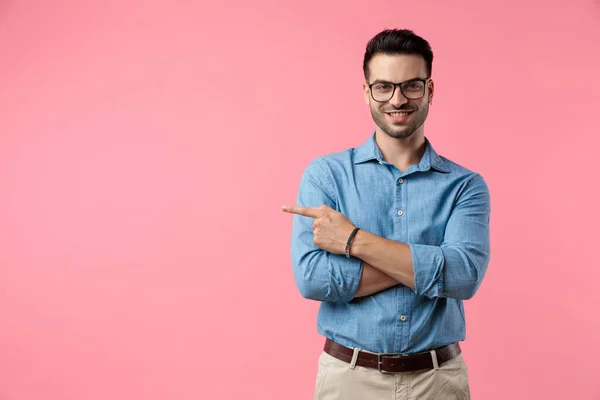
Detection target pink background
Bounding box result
[1,0,599,399]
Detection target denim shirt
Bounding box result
[290,133,491,354]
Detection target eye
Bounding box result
[374,83,393,91]
[404,83,423,91]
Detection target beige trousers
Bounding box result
[314,349,471,400]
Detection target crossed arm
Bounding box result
[285,165,491,302]
[355,260,402,297]
[286,208,416,299]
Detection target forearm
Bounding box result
[350,229,490,300]
[350,230,416,290]
[354,262,400,297]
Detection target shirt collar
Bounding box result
[353,132,451,173]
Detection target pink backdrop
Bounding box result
[1,1,599,399]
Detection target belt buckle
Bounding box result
[377,353,404,374]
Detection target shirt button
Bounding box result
[397,178,404,184]
[397,210,403,216]
[400,315,407,321]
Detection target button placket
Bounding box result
[397,177,405,217]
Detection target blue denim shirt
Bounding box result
[290,133,491,354]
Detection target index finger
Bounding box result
[281,205,321,218]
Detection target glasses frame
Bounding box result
[368,77,432,103]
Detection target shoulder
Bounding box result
[440,154,487,181]
[436,154,490,198]
[438,157,491,214]
[298,148,355,200]
[301,147,355,179]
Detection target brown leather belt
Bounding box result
[324,338,461,373]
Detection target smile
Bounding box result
[386,111,412,117]
[384,110,414,122]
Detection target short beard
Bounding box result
[371,102,429,140]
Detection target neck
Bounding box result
[374,129,426,172]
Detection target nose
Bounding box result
[389,85,408,107]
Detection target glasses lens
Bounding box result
[400,80,425,99]
[371,83,395,102]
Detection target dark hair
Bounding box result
[363,29,433,81]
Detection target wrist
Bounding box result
[348,229,369,259]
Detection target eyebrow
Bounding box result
[370,77,426,84]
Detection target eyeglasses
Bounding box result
[368,78,431,102]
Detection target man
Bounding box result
[282,29,490,399]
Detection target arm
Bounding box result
[350,174,491,300]
[354,262,401,298]
[290,159,363,302]
[290,159,401,302]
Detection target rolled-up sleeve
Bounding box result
[290,159,364,303]
[410,173,491,300]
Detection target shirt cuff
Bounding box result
[409,243,444,298]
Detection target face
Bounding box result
[363,54,434,140]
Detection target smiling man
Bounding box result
[283,29,491,399]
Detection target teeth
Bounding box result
[389,112,410,117]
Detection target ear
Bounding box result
[427,79,435,104]
[363,81,371,106]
